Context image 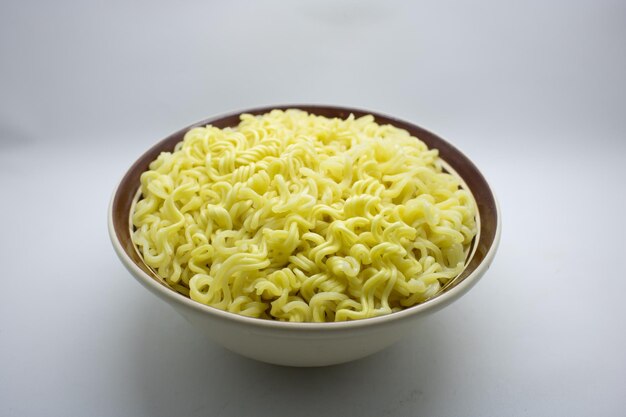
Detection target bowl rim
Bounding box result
[108,104,501,332]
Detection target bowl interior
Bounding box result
[111,105,499,319]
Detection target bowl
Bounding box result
[108,105,501,367]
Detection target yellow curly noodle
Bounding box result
[132,110,477,322]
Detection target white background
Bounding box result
[1,1,625,416]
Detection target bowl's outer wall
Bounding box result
[176,302,409,366]
[110,105,500,366]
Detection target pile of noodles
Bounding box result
[132,109,477,322]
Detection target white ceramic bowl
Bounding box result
[108,105,501,367]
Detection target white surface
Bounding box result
[1,1,625,416]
